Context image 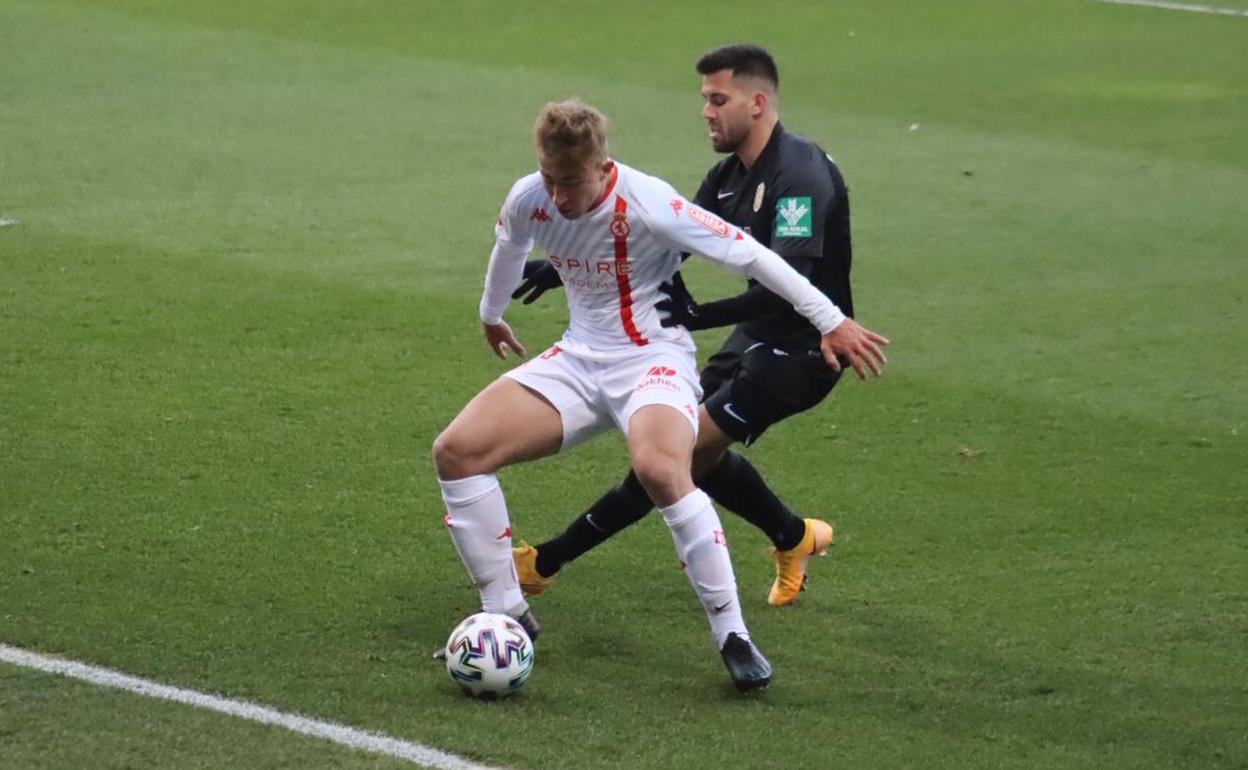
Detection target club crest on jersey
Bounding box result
[688,206,732,238]
[610,210,630,238]
[530,207,552,223]
[753,182,765,213]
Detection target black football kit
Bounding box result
[520,123,862,572]
[678,123,853,445]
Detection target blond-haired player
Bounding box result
[432,99,888,692]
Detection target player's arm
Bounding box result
[664,159,842,330]
[645,197,888,379]
[656,258,816,331]
[479,194,536,359]
[655,166,721,310]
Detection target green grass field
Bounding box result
[3,0,1246,768]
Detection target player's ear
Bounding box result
[750,90,767,118]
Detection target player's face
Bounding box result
[538,154,613,220]
[700,70,755,153]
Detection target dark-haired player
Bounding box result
[512,44,879,607]
[434,97,887,690]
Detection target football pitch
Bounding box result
[2,0,1245,767]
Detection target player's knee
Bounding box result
[432,427,487,480]
[630,450,689,506]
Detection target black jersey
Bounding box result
[692,123,853,349]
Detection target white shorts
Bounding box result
[503,342,703,451]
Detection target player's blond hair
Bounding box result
[533,99,609,166]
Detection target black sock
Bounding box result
[534,471,653,577]
[697,450,806,550]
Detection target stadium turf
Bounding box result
[2,0,1245,767]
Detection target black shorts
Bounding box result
[700,328,843,446]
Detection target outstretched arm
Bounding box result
[647,200,888,378]
[657,258,818,331]
[723,245,888,379]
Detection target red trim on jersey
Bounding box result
[587,163,619,214]
[612,196,648,347]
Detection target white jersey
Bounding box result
[479,161,845,359]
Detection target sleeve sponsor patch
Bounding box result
[774,197,813,238]
[688,205,732,238]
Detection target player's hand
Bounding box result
[483,321,527,360]
[655,273,705,330]
[819,318,890,380]
[510,260,563,305]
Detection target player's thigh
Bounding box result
[610,346,701,502]
[626,405,696,466]
[610,345,702,440]
[505,346,614,451]
[703,343,841,446]
[698,328,752,398]
[435,377,564,472]
[691,406,736,479]
[625,404,696,506]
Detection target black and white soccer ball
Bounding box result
[443,612,534,699]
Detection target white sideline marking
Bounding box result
[1091,0,1248,16]
[0,217,20,227]
[0,643,509,770]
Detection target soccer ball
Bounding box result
[444,612,534,699]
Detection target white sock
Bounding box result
[660,489,747,649]
[439,474,527,617]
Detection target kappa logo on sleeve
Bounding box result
[775,197,812,238]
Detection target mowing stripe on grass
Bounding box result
[1091,0,1248,16]
[0,643,510,770]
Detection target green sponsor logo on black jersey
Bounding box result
[775,197,812,238]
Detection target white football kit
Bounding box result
[480,161,845,445]
[440,160,848,654]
